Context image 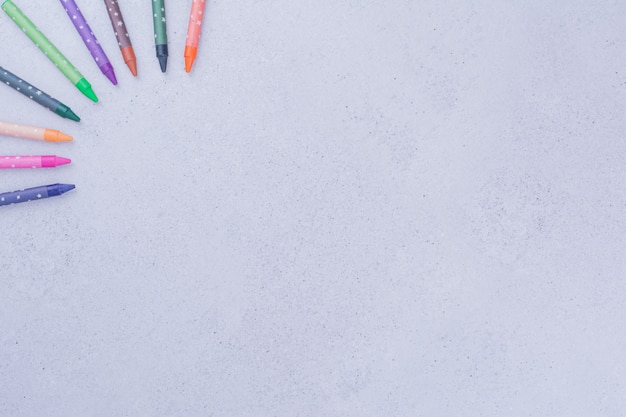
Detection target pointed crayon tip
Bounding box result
[122,46,138,77]
[58,184,75,194]
[56,104,80,122]
[185,56,194,73]
[184,46,197,73]
[104,68,118,85]
[42,155,71,168]
[84,86,99,102]
[55,156,71,167]
[156,45,168,73]
[67,109,81,122]
[159,55,168,73]
[76,78,99,102]
[55,132,73,142]
[44,130,73,142]
[128,60,138,77]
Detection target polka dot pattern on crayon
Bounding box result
[1,0,85,84]
[186,0,206,47]
[105,0,132,48]
[0,156,41,169]
[0,67,59,113]
[61,0,112,73]
[0,186,46,206]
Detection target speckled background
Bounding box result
[1,1,626,416]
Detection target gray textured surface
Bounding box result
[1,1,626,416]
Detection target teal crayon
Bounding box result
[0,66,80,122]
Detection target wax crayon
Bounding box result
[152,0,168,72]
[185,0,206,73]
[60,0,117,85]
[0,183,75,207]
[1,0,98,102]
[0,155,71,169]
[0,66,80,122]
[0,121,73,142]
[104,0,137,76]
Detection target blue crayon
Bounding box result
[0,183,75,207]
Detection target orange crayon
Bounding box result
[185,0,206,73]
[0,121,73,143]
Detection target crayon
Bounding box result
[0,66,80,122]
[0,155,71,169]
[152,0,168,72]
[185,0,206,73]
[103,0,137,76]
[1,0,98,102]
[0,183,75,207]
[60,0,117,85]
[0,121,73,142]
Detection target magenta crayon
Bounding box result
[0,155,71,169]
[60,0,117,85]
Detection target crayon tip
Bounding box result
[66,109,81,122]
[184,46,198,73]
[128,60,138,77]
[44,129,73,142]
[101,63,118,85]
[156,44,168,73]
[42,155,72,168]
[106,71,118,85]
[46,183,75,197]
[159,55,168,73]
[76,78,99,102]
[58,184,75,194]
[55,104,81,122]
[55,156,71,167]
[56,132,73,142]
[84,86,99,102]
[121,46,138,77]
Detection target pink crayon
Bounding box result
[0,155,71,169]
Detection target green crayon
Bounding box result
[152,0,168,73]
[1,0,98,102]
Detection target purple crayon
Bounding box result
[60,0,117,85]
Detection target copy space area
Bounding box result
[1,1,626,416]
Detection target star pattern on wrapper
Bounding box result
[152,0,167,29]
[186,0,206,45]
[60,0,111,75]
[105,0,131,48]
